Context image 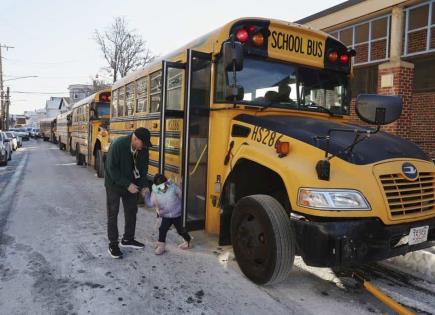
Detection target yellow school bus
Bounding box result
[71,89,111,176]
[107,18,435,284]
[56,110,72,152]
[39,117,57,142]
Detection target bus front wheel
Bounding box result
[231,194,295,285]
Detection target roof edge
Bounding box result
[296,0,365,24]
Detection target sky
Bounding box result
[0,0,344,114]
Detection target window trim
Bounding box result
[403,0,435,57]
[330,14,391,66]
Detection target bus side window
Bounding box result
[126,83,135,116]
[118,86,126,117]
[136,76,148,113]
[112,89,118,118]
[150,71,162,113]
[167,68,184,110]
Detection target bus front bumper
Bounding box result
[293,216,435,267]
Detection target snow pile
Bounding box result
[383,246,435,282]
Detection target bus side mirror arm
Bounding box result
[315,126,381,181]
[222,36,244,103]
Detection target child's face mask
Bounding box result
[156,182,168,193]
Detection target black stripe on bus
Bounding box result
[148,159,179,173]
[110,112,161,122]
[109,129,180,139]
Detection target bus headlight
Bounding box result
[297,188,371,210]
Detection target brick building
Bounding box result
[297,0,435,160]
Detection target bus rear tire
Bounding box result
[231,194,295,285]
[69,138,74,156]
[76,144,83,166]
[96,150,105,178]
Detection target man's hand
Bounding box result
[128,183,139,194]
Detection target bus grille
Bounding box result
[380,172,435,219]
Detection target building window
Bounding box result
[351,65,378,97]
[404,0,435,56]
[413,55,435,90]
[330,15,390,65]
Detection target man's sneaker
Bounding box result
[120,239,145,249]
[108,243,123,259]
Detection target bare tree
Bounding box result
[90,76,110,93]
[95,17,155,82]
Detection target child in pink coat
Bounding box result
[143,174,192,255]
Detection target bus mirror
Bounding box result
[222,41,244,71]
[356,94,402,125]
[225,85,244,101]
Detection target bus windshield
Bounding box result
[215,57,350,115]
[95,102,110,117]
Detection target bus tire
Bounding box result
[231,194,295,285]
[69,138,74,156]
[76,144,83,165]
[96,150,105,178]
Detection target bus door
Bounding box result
[88,106,93,165]
[160,61,185,183]
[161,50,212,230]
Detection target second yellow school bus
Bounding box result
[71,89,111,176]
[105,18,435,284]
[56,110,72,152]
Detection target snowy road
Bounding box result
[0,140,434,314]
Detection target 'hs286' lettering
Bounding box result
[251,126,284,147]
[271,31,323,57]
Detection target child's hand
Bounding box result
[141,187,150,197]
[155,209,160,218]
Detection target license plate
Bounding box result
[408,226,429,245]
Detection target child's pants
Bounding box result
[158,216,191,243]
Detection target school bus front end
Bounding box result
[209,19,435,284]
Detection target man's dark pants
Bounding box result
[106,186,138,244]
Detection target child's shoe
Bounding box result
[178,240,192,250]
[155,242,166,255]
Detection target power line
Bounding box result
[11,91,67,95]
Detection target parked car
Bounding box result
[5,131,18,150]
[33,128,40,138]
[16,128,29,141]
[27,127,37,138]
[0,132,12,166]
[15,132,23,147]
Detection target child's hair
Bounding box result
[153,173,167,186]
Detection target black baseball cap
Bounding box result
[134,127,152,147]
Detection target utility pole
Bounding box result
[0,43,15,130]
[5,87,10,130]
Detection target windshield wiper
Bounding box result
[302,102,335,117]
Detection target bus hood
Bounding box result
[234,114,430,165]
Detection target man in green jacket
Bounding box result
[105,127,151,258]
